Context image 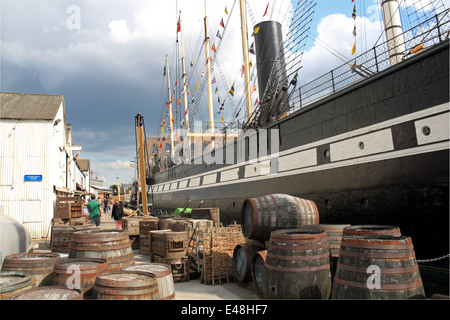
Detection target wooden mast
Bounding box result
[135,113,148,215]
[179,11,190,135]
[203,0,215,136]
[239,0,253,121]
[165,54,175,160]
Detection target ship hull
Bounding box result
[150,40,449,264]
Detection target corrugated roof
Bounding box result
[0,92,64,120]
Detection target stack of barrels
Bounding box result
[1,228,176,300]
[234,193,426,300]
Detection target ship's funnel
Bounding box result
[254,21,287,109]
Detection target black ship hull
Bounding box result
[151,40,449,264]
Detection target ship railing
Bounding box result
[289,9,450,113]
[239,8,449,128]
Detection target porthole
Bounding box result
[325,199,332,209]
[324,149,330,158]
[422,126,431,136]
[359,142,365,150]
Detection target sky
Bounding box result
[1,0,436,187]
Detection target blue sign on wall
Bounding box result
[24,175,42,181]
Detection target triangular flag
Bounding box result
[177,97,181,105]
[220,18,225,28]
[252,85,257,93]
[177,17,181,32]
[253,26,260,36]
[195,82,199,91]
[352,5,356,19]
[215,87,218,94]
[225,7,228,15]
[221,115,224,123]
[352,41,356,55]
[353,26,356,38]
[229,83,235,96]
[254,98,259,106]
[216,30,223,40]
[263,3,269,18]
[249,42,255,54]
[212,43,216,52]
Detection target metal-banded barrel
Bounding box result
[69,229,135,271]
[262,229,331,299]
[1,253,61,287]
[10,286,82,300]
[0,272,32,300]
[342,225,401,237]
[242,194,319,242]
[331,235,425,299]
[233,242,259,282]
[92,270,159,300]
[251,250,267,295]
[123,263,175,300]
[52,258,109,296]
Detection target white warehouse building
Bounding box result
[0,92,87,238]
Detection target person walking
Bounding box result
[104,197,109,213]
[111,200,124,229]
[87,194,102,226]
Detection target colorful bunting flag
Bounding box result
[352,5,356,19]
[253,26,260,36]
[229,84,235,96]
[249,42,255,54]
[263,3,269,18]
[225,7,228,15]
[220,18,225,28]
[177,17,181,32]
[212,43,216,52]
[216,30,223,40]
[352,42,356,55]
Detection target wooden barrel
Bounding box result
[92,270,159,300]
[1,253,61,287]
[343,225,401,237]
[233,242,259,282]
[251,250,267,295]
[69,229,135,271]
[242,194,319,242]
[331,235,425,299]
[262,229,331,299]
[52,258,109,296]
[0,272,32,300]
[123,263,175,300]
[10,286,82,300]
[303,224,351,258]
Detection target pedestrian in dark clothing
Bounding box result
[104,198,109,213]
[111,200,124,229]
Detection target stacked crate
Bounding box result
[54,196,84,226]
[139,218,159,255]
[50,224,98,253]
[201,225,246,285]
[150,230,189,282]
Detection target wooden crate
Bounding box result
[190,208,220,226]
[152,254,189,282]
[201,225,246,285]
[139,219,159,235]
[150,231,188,259]
[54,196,83,219]
[50,224,97,253]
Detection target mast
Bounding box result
[204,0,215,135]
[381,0,406,66]
[179,11,190,135]
[239,0,252,122]
[135,113,149,216]
[165,54,176,160]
